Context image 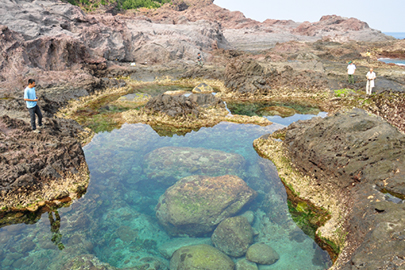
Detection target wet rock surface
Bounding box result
[281,108,405,269]
[0,115,89,209]
[156,175,257,236]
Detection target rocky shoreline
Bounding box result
[254,109,405,269]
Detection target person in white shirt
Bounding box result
[366,68,376,95]
[347,61,356,84]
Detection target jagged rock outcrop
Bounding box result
[0,115,90,210]
[224,58,329,95]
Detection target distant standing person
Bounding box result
[366,50,371,63]
[366,68,376,95]
[347,61,356,84]
[24,79,43,133]
[197,52,204,67]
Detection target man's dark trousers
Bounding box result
[28,105,43,130]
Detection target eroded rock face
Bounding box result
[211,216,254,257]
[170,244,235,270]
[143,146,246,185]
[0,115,89,209]
[0,0,228,92]
[281,108,405,269]
[156,175,257,236]
[224,58,329,95]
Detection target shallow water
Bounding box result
[0,116,331,269]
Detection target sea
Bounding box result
[379,32,405,66]
[383,32,405,39]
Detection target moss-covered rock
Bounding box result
[192,83,214,94]
[170,244,235,270]
[246,243,279,265]
[144,146,246,185]
[156,175,257,236]
[211,216,253,257]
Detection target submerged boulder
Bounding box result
[236,258,258,270]
[211,216,254,257]
[143,146,245,185]
[246,243,279,265]
[156,175,257,236]
[170,244,235,270]
[257,106,298,118]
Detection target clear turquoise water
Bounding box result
[0,119,331,269]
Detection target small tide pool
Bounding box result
[0,99,331,269]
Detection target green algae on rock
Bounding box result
[253,136,344,263]
[170,244,235,270]
[143,146,246,185]
[156,175,257,236]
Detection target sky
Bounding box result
[214,0,404,32]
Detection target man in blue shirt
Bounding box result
[24,79,43,133]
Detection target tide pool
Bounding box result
[0,117,332,269]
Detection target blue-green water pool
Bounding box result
[0,117,331,269]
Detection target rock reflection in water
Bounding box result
[0,120,332,270]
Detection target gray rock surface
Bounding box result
[282,108,405,269]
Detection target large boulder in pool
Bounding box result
[156,175,257,236]
[144,147,245,186]
[170,244,235,270]
[211,216,254,257]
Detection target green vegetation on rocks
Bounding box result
[64,0,171,11]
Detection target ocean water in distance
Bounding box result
[378,58,405,66]
[383,32,405,39]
